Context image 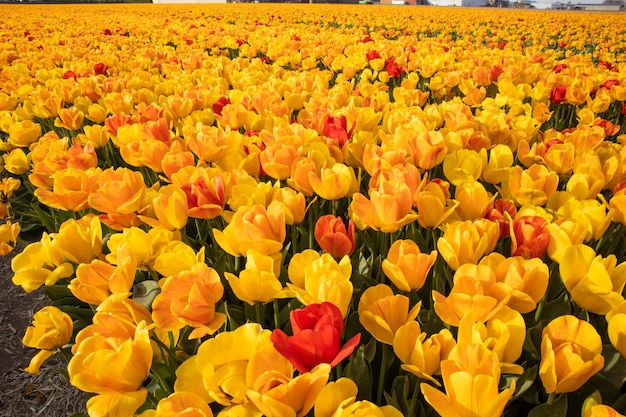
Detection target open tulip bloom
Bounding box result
[3,4,626,417]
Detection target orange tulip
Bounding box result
[314,215,356,258]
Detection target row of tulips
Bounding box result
[2,3,626,417]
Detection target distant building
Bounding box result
[551,0,624,9]
[427,0,488,5]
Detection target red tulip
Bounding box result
[271,302,361,373]
[212,96,231,116]
[323,116,351,147]
[550,85,567,104]
[484,199,517,239]
[511,216,549,259]
[314,215,356,258]
[384,58,403,78]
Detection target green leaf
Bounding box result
[510,365,538,401]
[344,345,372,401]
[390,375,411,414]
[601,344,626,388]
[133,280,161,311]
[527,394,567,417]
[535,291,570,322]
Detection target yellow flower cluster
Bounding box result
[2,3,626,417]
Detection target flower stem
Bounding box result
[377,343,389,405]
[273,299,280,329]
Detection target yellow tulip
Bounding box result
[152,262,225,339]
[34,167,98,212]
[309,163,358,201]
[70,244,136,305]
[12,241,74,293]
[421,343,516,417]
[247,363,330,417]
[0,220,20,256]
[143,392,214,417]
[3,148,29,175]
[432,264,508,326]
[479,253,549,314]
[393,321,455,384]
[482,144,514,185]
[143,184,189,231]
[507,164,559,207]
[272,185,306,225]
[174,323,282,406]
[449,181,494,221]
[106,226,178,270]
[358,284,420,345]
[437,220,490,271]
[214,201,286,257]
[73,294,152,346]
[314,378,403,417]
[22,306,73,374]
[442,148,487,186]
[349,180,418,233]
[8,119,41,147]
[42,214,102,266]
[287,250,353,317]
[226,250,292,305]
[69,322,152,417]
[607,301,626,359]
[545,219,587,264]
[457,307,525,374]
[539,315,604,394]
[413,179,459,229]
[88,167,148,220]
[560,244,626,315]
[55,106,84,131]
[152,241,205,278]
[382,239,437,292]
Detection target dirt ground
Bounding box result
[0,242,88,417]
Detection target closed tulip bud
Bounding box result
[314,215,356,258]
[539,315,604,394]
[23,306,73,374]
[382,239,437,292]
[453,181,496,221]
[358,284,421,345]
[414,179,458,229]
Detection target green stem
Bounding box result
[407,377,421,417]
[547,392,556,405]
[377,344,389,405]
[273,299,281,330]
[291,225,298,256]
[255,302,263,325]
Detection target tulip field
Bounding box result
[2,3,626,417]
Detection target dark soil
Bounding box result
[0,242,88,417]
